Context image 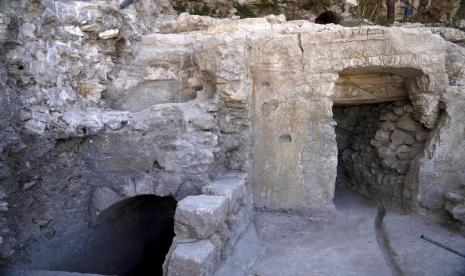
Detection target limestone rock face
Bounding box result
[1,0,464,268]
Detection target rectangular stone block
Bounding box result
[202,177,246,214]
[175,195,227,239]
[167,240,217,276]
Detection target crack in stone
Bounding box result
[298,34,304,71]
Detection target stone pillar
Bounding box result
[252,69,337,215]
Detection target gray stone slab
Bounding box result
[166,240,217,276]
[214,224,263,276]
[175,195,227,239]
[202,177,246,214]
[383,213,465,276]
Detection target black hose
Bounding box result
[420,234,465,259]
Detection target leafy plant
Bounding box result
[234,3,255,18]
[260,0,278,9]
[173,2,186,13]
[302,0,331,11]
[190,4,211,16]
[375,16,390,26]
[452,0,465,27]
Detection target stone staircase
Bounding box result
[163,172,253,276]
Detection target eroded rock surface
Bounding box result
[1,0,465,274]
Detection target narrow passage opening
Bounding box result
[333,101,430,209]
[25,195,177,276]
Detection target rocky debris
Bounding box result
[445,189,465,227]
[428,27,465,44]
[446,42,465,84]
[390,129,415,145]
[165,173,253,275]
[98,28,119,40]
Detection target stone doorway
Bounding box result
[11,195,177,276]
[332,70,432,210]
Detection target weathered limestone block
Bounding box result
[380,112,398,122]
[98,28,119,39]
[202,177,246,214]
[396,114,423,132]
[444,191,465,224]
[375,130,391,142]
[395,145,415,160]
[390,129,415,145]
[414,91,465,211]
[333,73,409,105]
[76,81,106,99]
[166,239,218,276]
[415,131,429,142]
[428,27,465,43]
[175,195,228,239]
[446,42,465,82]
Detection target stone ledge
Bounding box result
[166,239,218,276]
[383,213,465,276]
[202,177,246,214]
[175,195,227,239]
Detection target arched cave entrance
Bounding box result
[315,10,341,24]
[332,69,432,210]
[25,195,177,276]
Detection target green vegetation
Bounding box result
[301,0,331,11]
[190,4,212,16]
[352,0,392,26]
[260,0,278,9]
[234,3,255,18]
[375,16,390,26]
[173,2,186,13]
[452,0,465,28]
[259,0,279,14]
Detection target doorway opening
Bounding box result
[333,101,432,209]
[332,70,432,210]
[23,195,177,276]
[315,10,341,24]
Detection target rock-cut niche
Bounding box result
[21,195,177,276]
[332,68,432,209]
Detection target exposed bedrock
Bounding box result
[1,0,465,273]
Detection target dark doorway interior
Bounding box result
[315,11,341,24]
[333,101,430,210]
[15,195,177,276]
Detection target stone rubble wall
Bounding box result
[163,172,253,276]
[1,0,465,267]
[334,101,431,209]
[0,0,183,265]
